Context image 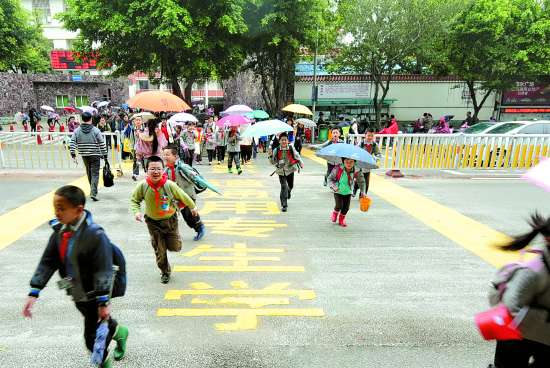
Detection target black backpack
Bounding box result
[103,162,114,187]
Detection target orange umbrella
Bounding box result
[126,91,191,112]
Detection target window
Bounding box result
[138,80,149,90]
[56,95,70,108]
[32,0,51,24]
[486,123,523,134]
[74,96,89,107]
[518,124,548,134]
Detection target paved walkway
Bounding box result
[1,150,547,367]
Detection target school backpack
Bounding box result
[111,243,127,298]
[274,146,299,166]
[176,162,208,194]
[488,249,550,306]
[335,166,360,187]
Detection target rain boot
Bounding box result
[338,214,347,227]
[331,211,339,223]
[113,324,129,361]
[228,167,233,174]
[101,354,113,368]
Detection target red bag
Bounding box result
[475,304,522,341]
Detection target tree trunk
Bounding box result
[170,75,184,100]
[184,79,194,105]
[466,80,493,121]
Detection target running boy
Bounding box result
[162,146,206,241]
[23,185,128,368]
[130,156,198,284]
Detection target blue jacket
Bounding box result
[28,210,113,305]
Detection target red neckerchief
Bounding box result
[59,231,74,262]
[146,173,168,212]
[167,164,176,181]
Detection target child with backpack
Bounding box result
[482,214,550,368]
[353,130,380,197]
[22,185,128,368]
[130,156,198,284]
[270,132,304,212]
[313,127,344,186]
[327,158,367,227]
[226,126,242,174]
[162,146,207,241]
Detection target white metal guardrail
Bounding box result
[346,134,550,170]
[0,131,123,172]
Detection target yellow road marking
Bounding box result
[302,148,514,267]
[173,265,305,272]
[0,176,90,251]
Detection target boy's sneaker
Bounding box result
[113,325,129,361]
[193,224,206,241]
[161,273,170,284]
[237,168,243,175]
[228,168,233,174]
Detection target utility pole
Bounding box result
[311,27,319,143]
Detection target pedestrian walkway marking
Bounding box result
[200,201,280,215]
[158,281,323,331]
[223,179,264,188]
[0,176,90,251]
[202,189,270,200]
[212,166,258,173]
[301,148,514,267]
[175,242,305,272]
[202,218,287,238]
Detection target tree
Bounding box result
[435,0,550,120]
[61,0,247,102]
[241,0,333,116]
[333,0,461,127]
[0,0,52,73]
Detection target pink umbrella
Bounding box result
[523,157,550,192]
[216,115,250,127]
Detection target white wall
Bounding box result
[295,80,497,121]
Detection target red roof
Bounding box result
[296,74,463,83]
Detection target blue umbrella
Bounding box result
[316,143,378,170]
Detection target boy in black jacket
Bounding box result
[22,185,128,368]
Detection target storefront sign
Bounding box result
[502,82,550,106]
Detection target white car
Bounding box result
[485,121,550,135]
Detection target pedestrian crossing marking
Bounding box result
[200,201,280,215]
[201,218,287,238]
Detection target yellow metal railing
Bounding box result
[346,134,550,170]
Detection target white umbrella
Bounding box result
[40,105,55,112]
[221,104,253,116]
[131,112,155,122]
[241,119,293,138]
[97,101,110,108]
[168,112,198,125]
[295,118,316,128]
[81,106,98,114]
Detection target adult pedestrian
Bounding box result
[328,158,367,227]
[270,132,304,212]
[97,115,111,149]
[69,112,107,201]
[67,115,79,133]
[131,116,146,181]
[295,122,305,154]
[29,108,38,132]
[136,118,168,166]
[433,117,452,134]
[487,214,550,368]
[240,132,253,164]
[379,115,399,135]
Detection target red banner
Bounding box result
[502,82,550,106]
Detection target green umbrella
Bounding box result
[245,110,270,120]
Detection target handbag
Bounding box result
[475,304,522,341]
[103,161,115,187]
[359,196,372,212]
[122,137,132,153]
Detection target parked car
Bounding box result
[484,121,550,135]
[460,122,498,134]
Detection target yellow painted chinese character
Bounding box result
[200,201,280,215]
[202,218,287,238]
[175,242,304,272]
[158,281,324,331]
[223,179,264,188]
[201,189,270,200]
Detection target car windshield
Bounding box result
[486,123,523,134]
[463,123,493,134]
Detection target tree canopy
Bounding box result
[432,0,550,119]
[61,0,248,101]
[0,0,52,73]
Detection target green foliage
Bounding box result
[434,0,550,117]
[334,0,461,125]
[60,0,248,99]
[0,0,52,73]
[242,0,334,114]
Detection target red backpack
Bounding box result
[275,147,299,165]
[335,166,359,187]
